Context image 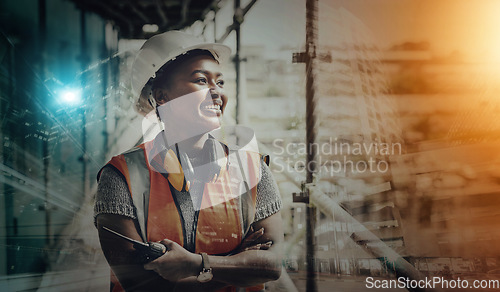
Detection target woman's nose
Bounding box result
[209,84,222,98]
[210,89,220,100]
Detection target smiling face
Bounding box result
[153,53,227,142]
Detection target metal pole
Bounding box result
[80,10,89,198]
[101,23,109,156]
[213,8,217,42]
[305,199,317,292]
[234,0,242,124]
[39,0,52,246]
[305,0,319,291]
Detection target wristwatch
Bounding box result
[197,252,213,283]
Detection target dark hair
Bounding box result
[151,49,216,90]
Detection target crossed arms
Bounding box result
[96,211,284,291]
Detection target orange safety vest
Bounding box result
[100,137,266,292]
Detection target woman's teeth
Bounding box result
[203,104,221,110]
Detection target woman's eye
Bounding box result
[217,80,225,87]
[195,78,207,84]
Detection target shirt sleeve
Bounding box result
[254,160,283,222]
[94,165,137,225]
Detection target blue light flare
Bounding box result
[58,88,82,105]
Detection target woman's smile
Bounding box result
[200,97,223,117]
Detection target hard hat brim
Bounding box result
[133,42,231,100]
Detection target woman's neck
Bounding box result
[162,130,208,157]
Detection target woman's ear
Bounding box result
[153,88,168,105]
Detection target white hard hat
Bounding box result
[131,30,231,109]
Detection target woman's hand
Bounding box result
[234,226,273,253]
[143,239,202,282]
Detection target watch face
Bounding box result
[197,271,213,283]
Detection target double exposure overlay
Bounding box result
[1,0,500,291]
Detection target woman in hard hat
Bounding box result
[94,31,284,291]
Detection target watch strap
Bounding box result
[201,252,211,271]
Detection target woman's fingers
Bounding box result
[236,228,267,252]
[262,241,272,250]
[143,239,198,281]
[243,227,264,243]
[143,239,174,271]
[159,238,176,249]
[243,244,260,251]
[243,241,273,251]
